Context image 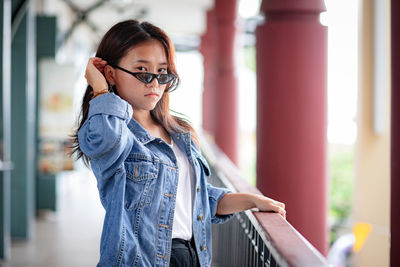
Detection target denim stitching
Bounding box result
[115,223,126,267]
[133,253,141,267]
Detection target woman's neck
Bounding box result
[133,109,171,144]
[133,109,155,130]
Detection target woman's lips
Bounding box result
[145,93,159,97]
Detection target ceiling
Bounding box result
[36,0,215,52]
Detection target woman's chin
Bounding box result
[125,95,162,112]
[131,103,158,112]
[147,102,159,111]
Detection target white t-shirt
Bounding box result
[170,139,196,240]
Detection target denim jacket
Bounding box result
[78,93,233,267]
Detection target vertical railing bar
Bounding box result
[252,224,255,267]
[247,216,251,266]
[255,223,258,267]
[260,238,264,267]
[252,226,255,267]
[271,255,277,267]
[240,214,245,267]
[263,243,268,267]
[249,223,253,266]
[244,214,248,267]
[244,215,248,266]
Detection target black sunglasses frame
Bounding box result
[112,65,176,85]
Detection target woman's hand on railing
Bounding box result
[216,193,286,219]
[253,194,286,219]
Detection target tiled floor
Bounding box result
[4,169,105,267]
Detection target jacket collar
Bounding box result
[127,117,192,147]
[127,118,155,144]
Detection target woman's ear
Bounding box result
[104,65,116,85]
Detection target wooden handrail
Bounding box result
[199,132,329,267]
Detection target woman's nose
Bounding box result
[146,76,159,87]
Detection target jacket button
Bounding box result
[197,187,201,192]
[201,245,206,251]
[197,215,203,221]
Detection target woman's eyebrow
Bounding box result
[133,59,168,66]
[133,59,150,64]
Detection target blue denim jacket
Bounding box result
[78,93,233,267]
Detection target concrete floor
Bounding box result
[4,169,104,267]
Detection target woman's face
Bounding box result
[111,39,169,112]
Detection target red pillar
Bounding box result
[256,0,328,254]
[214,0,238,164]
[391,1,400,266]
[200,9,218,136]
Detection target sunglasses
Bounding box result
[113,65,176,85]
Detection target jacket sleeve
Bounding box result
[194,146,235,224]
[78,93,134,180]
[207,183,234,224]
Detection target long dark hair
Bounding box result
[71,20,198,165]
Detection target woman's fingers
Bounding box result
[254,195,286,219]
[275,201,285,209]
[275,201,286,219]
[91,57,108,72]
[267,200,286,219]
[87,57,107,72]
[271,204,286,219]
[279,207,286,219]
[90,57,107,66]
[93,60,107,67]
[90,56,106,63]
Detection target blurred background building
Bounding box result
[0,0,397,266]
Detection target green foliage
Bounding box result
[244,46,256,72]
[329,148,354,221]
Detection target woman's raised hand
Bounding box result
[85,57,109,93]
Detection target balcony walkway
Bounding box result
[4,170,103,267]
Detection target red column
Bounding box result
[200,9,218,136]
[214,0,238,164]
[256,0,328,254]
[391,1,400,266]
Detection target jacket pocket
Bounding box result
[124,155,159,210]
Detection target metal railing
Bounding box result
[200,133,329,267]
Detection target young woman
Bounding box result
[72,20,286,267]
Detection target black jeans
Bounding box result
[169,238,200,267]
